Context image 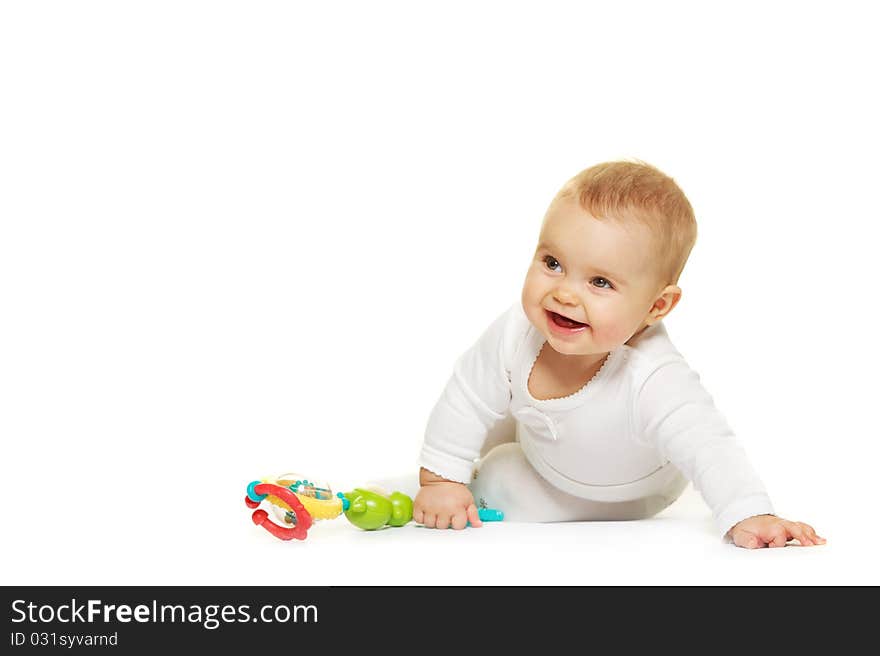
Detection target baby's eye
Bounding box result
[542,255,562,272]
[591,277,613,290]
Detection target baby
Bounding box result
[413,160,825,548]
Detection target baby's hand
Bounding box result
[413,468,483,530]
[728,514,826,548]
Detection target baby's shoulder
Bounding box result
[622,322,688,382]
[466,301,535,369]
[499,301,535,362]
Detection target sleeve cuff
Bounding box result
[715,493,775,540]
[417,445,476,485]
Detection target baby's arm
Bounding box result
[415,304,523,529]
[636,359,824,547]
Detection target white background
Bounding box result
[2,1,878,585]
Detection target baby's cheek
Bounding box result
[591,322,631,348]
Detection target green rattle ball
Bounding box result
[339,488,414,530]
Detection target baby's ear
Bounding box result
[648,285,682,323]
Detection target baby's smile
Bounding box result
[545,308,590,333]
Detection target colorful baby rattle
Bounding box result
[244,473,503,541]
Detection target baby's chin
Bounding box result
[544,338,599,357]
[542,326,621,357]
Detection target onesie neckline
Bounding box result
[519,326,627,410]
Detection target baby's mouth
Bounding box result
[546,310,589,329]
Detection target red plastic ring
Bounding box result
[249,483,313,540]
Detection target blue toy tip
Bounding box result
[477,508,504,522]
[246,480,267,503]
[465,508,504,526]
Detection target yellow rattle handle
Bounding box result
[297,494,343,520]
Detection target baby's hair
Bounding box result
[554,160,697,285]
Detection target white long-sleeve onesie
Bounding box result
[418,302,775,537]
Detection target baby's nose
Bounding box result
[553,286,579,305]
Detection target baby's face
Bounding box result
[521,195,666,357]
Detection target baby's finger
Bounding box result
[422,512,437,528]
[767,525,788,548]
[783,521,812,546]
[450,512,469,530]
[802,523,827,544]
[466,504,483,528]
[413,508,425,525]
[731,530,761,549]
[435,514,451,530]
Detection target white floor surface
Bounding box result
[5,479,868,587]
